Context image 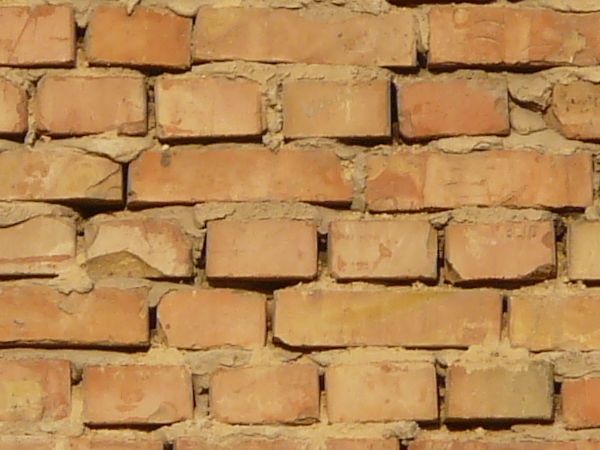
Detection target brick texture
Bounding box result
[326,439,400,450]
[568,221,600,280]
[176,437,308,450]
[550,81,600,140]
[562,378,600,429]
[0,78,27,135]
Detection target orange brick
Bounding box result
[328,220,437,281]
[0,215,76,276]
[193,7,416,67]
[568,221,600,280]
[429,7,600,67]
[82,365,193,425]
[128,145,352,206]
[0,359,70,421]
[0,5,75,67]
[86,4,191,68]
[273,288,501,348]
[206,220,317,280]
[210,364,319,424]
[0,436,56,450]
[325,363,438,423]
[0,285,149,347]
[176,437,308,450]
[69,438,164,450]
[282,80,390,139]
[397,78,509,139]
[0,78,27,135]
[550,81,600,140]
[0,148,122,203]
[563,378,600,429]
[327,439,399,450]
[409,441,600,450]
[366,150,592,211]
[35,74,147,136]
[446,361,554,421]
[155,76,262,139]
[157,288,266,349]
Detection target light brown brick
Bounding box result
[568,222,600,280]
[446,361,554,421]
[328,220,437,281]
[210,364,319,424]
[563,378,600,429]
[325,363,438,423]
[176,437,308,450]
[128,145,352,206]
[0,359,70,421]
[157,288,266,349]
[366,150,592,211]
[0,5,75,67]
[274,288,502,348]
[0,285,149,347]
[155,76,262,139]
[86,4,191,68]
[409,441,600,450]
[206,220,317,280]
[0,78,27,134]
[327,439,399,450]
[69,438,164,450]
[550,81,600,140]
[0,436,56,450]
[282,80,390,139]
[83,365,193,425]
[35,74,146,136]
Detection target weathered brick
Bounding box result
[210,364,319,424]
[328,220,437,281]
[0,359,70,421]
[155,76,262,139]
[274,288,502,348]
[69,438,164,450]
[206,220,317,280]
[366,150,592,211]
[35,74,147,136]
[176,437,308,450]
[568,222,600,280]
[550,81,600,140]
[325,363,438,423]
[282,80,390,139]
[327,439,399,450]
[157,288,266,349]
[446,361,554,421]
[0,78,27,135]
[563,378,600,429]
[409,440,600,450]
[0,436,56,450]
[0,5,75,67]
[86,4,191,68]
[128,145,352,206]
[193,7,416,67]
[0,285,149,347]
[83,365,193,425]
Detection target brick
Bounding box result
[155,76,262,139]
[397,78,508,140]
[0,359,70,421]
[0,148,122,203]
[429,7,600,68]
[328,220,437,281]
[157,288,266,349]
[0,215,76,276]
[35,74,146,136]
[446,361,554,421]
[0,78,27,134]
[0,5,74,67]
[206,220,317,280]
[568,221,600,280]
[69,439,164,450]
[282,80,390,139]
[193,7,416,67]
[550,81,600,140]
[445,221,555,283]
[366,150,592,211]
[0,436,56,450]
[176,437,308,450]
[84,215,193,279]
[274,288,501,348]
[325,363,438,423]
[327,439,399,450]
[409,441,600,450]
[128,145,352,206]
[210,364,319,424]
[0,285,149,347]
[563,378,600,429]
[86,4,191,69]
[82,365,193,425]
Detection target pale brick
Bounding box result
[0,436,56,450]
[0,78,27,134]
[568,221,600,280]
[550,82,600,140]
[409,441,600,450]
[69,438,164,450]
[176,437,308,450]
[327,439,399,450]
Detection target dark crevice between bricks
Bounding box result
[206,278,308,295]
[331,276,439,287]
[163,443,175,450]
[445,417,554,430]
[435,361,446,427]
[122,161,130,208]
[554,380,563,420]
[0,342,149,353]
[500,294,510,342]
[442,276,557,290]
[427,63,554,75]
[157,135,266,146]
[390,82,400,144]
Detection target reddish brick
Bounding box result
[35,74,147,136]
[176,437,308,450]
[328,220,437,281]
[155,76,262,139]
[193,7,416,67]
[0,285,149,347]
[327,439,399,450]
[206,220,317,280]
[409,440,600,450]
[366,150,593,211]
[0,5,75,67]
[82,365,193,425]
[550,81,600,140]
[68,438,164,450]
[282,80,390,139]
[325,363,438,423]
[563,378,600,429]
[128,145,352,206]
[86,4,191,69]
[0,359,70,421]
[0,78,27,135]
[273,288,502,348]
[210,364,319,424]
[157,288,266,349]
[568,221,600,281]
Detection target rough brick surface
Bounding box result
[0,436,56,450]
[562,378,600,429]
[176,437,308,450]
[409,441,600,450]
[568,221,600,280]
[550,81,600,140]
[326,439,399,450]
[0,78,27,135]
[69,438,164,449]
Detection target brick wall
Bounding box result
[1,0,600,449]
